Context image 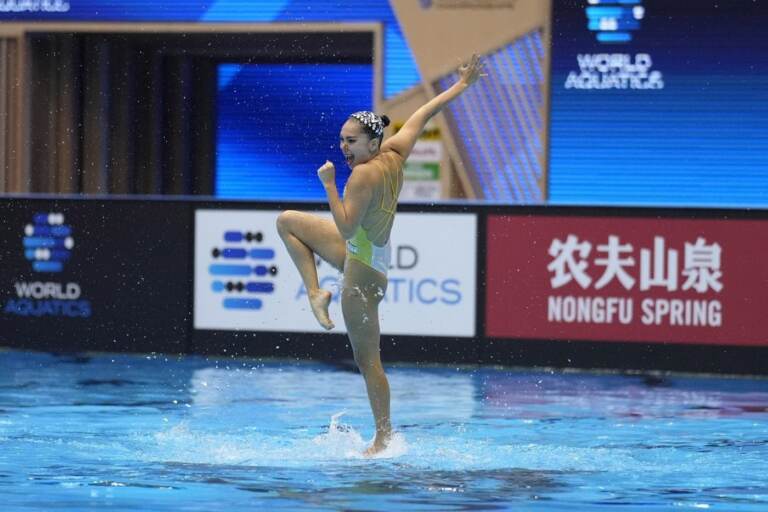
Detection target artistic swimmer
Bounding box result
[277,54,484,456]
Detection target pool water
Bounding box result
[1,348,767,511]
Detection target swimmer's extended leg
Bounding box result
[342,260,391,456]
[276,210,345,330]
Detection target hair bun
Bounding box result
[380,115,391,128]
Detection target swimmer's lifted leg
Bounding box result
[276,210,346,330]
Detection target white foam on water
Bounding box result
[308,412,367,458]
[310,412,409,460]
[140,412,656,474]
[140,412,408,466]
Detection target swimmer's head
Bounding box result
[340,111,391,168]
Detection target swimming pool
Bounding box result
[1,348,766,511]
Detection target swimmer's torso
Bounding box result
[350,150,404,247]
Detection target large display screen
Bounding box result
[216,63,372,200]
[549,0,768,207]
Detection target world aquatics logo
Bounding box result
[586,0,645,44]
[23,212,74,273]
[208,229,278,311]
[4,211,91,318]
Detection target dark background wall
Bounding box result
[24,30,375,196]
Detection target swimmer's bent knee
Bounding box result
[276,210,299,235]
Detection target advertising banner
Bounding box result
[195,209,476,337]
[0,199,192,352]
[486,215,768,346]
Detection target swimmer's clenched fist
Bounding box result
[317,160,335,185]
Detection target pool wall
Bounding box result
[1,195,767,375]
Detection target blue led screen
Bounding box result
[216,63,373,200]
[550,0,768,207]
[0,0,418,98]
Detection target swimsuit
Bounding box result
[346,227,392,276]
[346,152,403,276]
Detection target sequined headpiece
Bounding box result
[349,111,385,138]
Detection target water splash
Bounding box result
[312,412,409,460]
[143,412,407,466]
[311,411,366,458]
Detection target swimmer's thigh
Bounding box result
[278,211,346,270]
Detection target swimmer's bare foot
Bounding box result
[309,289,334,330]
[363,432,391,457]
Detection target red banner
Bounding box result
[486,215,768,346]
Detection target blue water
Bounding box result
[1,349,767,511]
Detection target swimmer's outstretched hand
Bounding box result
[318,160,336,186]
[458,53,484,87]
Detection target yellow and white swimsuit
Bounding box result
[345,151,403,276]
[346,226,392,276]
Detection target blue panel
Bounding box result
[550,0,768,207]
[216,62,373,200]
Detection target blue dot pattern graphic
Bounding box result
[23,213,74,273]
[208,230,278,311]
[586,0,645,43]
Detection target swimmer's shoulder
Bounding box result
[349,161,380,187]
[375,149,406,170]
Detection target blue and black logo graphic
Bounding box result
[208,230,278,310]
[23,212,74,273]
[6,211,91,318]
[585,0,645,43]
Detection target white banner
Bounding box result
[194,209,476,337]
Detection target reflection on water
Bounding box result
[476,370,768,419]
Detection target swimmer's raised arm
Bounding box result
[381,53,483,159]
[318,160,374,239]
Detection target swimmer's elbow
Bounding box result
[336,215,360,239]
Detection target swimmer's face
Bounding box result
[339,119,380,168]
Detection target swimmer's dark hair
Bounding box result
[349,111,391,141]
